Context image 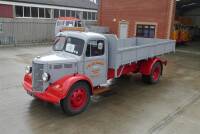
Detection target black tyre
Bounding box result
[61,82,91,116]
[142,62,162,84]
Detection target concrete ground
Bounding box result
[0,42,199,134]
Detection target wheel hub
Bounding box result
[70,88,87,109]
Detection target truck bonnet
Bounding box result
[34,52,78,64]
[32,52,79,86]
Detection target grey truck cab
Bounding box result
[31,31,108,92]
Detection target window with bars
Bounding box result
[31,7,38,17]
[88,12,92,20]
[14,5,97,20]
[24,7,30,17]
[76,11,81,19]
[60,10,65,17]
[71,11,76,17]
[0,23,3,33]
[136,24,156,38]
[15,6,52,18]
[15,6,23,17]
[66,10,71,17]
[39,8,45,18]
[54,9,59,18]
[45,8,51,18]
[83,12,87,20]
[92,12,96,20]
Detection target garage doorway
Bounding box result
[119,21,128,39]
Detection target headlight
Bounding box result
[42,72,50,82]
[25,66,32,74]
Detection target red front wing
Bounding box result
[23,73,93,104]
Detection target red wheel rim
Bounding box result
[70,88,88,110]
[153,66,161,81]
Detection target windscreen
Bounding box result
[65,37,85,56]
[53,36,85,56]
[53,36,66,51]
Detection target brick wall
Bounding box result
[0,4,13,18]
[98,0,176,39]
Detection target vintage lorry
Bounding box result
[55,17,85,35]
[23,31,175,115]
[55,17,109,35]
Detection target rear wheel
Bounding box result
[61,82,91,116]
[142,62,162,84]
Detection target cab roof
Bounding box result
[57,31,106,40]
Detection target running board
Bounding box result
[93,86,111,95]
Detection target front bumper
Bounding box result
[23,74,63,104]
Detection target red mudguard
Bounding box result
[23,74,93,104]
[139,58,167,75]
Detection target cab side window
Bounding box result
[86,40,105,57]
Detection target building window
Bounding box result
[15,6,23,17]
[15,6,53,18]
[14,5,97,20]
[76,11,81,18]
[136,24,156,38]
[71,11,75,17]
[31,7,38,17]
[39,8,45,18]
[0,23,3,33]
[88,12,92,20]
[24,7,30,17]
[66,10,70,17]
[83,12,87,20]
[45,8,51,18]
[92,12,96,20]
[95,13,97,20]
[54,9,59,18]
[60,10,65,17]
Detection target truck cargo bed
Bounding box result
[105,35,176,71]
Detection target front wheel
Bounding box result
[61,82,91,116]
[142,62,162,84]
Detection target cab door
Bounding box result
[84,40,107,86]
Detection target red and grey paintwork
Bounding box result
[23,31,175,115]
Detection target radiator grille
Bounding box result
[32,62,44,92]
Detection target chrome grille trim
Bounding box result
[32,62,44,92]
